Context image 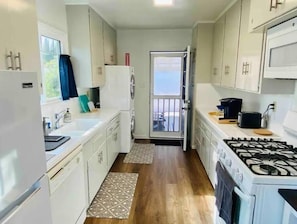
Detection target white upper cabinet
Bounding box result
[211,15,225,86]
[0,0,41,74]
[221,0,241,88]
[235,0,264,93]
[249,0,297,31]
[103,22,117,65]
[66,6,105,88]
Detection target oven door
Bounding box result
[233,187,255,224]
[215,186,255,224]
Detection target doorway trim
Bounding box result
[149,51,185,139]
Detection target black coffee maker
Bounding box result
[219,98,242,119]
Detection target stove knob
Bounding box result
[226,159,232,167]
[220,152,226,159]
[236,173,243,184]
[216,147,221,154]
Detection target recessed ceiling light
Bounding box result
[154,0,174,7]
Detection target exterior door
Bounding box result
[150,50,188,140]
[182,46,191,151]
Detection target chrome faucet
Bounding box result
[54,109,66,129]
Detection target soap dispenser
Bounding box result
[63,108,72,123]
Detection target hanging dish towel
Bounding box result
[215,161,238,224]
[59,54,78,100]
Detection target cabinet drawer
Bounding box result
[83,128,105,160]
[107,115,120,136]
[200,122,211,139]
[211,133,220,148]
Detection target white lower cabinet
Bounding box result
[209,133,219,187]
[82,114,120,206]
[195,110,222,188]
[106,115,120,170]
[82,127,108,206]
[200,122,211,173]
[87,133,107,204]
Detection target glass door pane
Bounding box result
[150,52,184,138]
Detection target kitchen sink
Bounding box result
[44,136,71,151]
[50,118,102,137]
[44,135,64,142]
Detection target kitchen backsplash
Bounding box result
[195,83,297,129]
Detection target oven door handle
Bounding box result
[234,187,253,202]
[234,187,255,224]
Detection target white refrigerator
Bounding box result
[0,71,52,223]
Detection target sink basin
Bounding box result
[51,118,102,137]
[44,136,71,151]
[63,119,101,131]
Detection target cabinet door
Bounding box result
[87,141,107,204]
[236,0,263,92]
[249,0,297,30]
[221,0,241,88]
[8,0,41,74]
[209,134,219,188]
[89,8,105,87]
[0,3,10,70]
[106,134,112,170]
[200,129,210,172]
[0,0,40,74]
[103,22,116,65]
[211,15,225,85]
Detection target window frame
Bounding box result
[38,22,69,104]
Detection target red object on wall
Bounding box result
[125,53,130,66]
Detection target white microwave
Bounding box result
[264,17,297,79]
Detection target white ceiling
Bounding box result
[65,0,233,29]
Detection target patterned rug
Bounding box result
[87,172,138,219]
[123,143,155,164]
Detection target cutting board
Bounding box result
[208,112,237,124]
[217,119,238,124]
[253,129,273,136]
[79,95,90,112]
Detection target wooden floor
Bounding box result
[84,145,215,224]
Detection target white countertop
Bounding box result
[45,108,120,171]
[196,107,281,139]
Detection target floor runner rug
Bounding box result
[123,143,155,164]
[87,172,138,219]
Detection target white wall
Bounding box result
[117,29,192,139]
[36,0,68,32]
[195,83,297,133]
[36,0,82,124]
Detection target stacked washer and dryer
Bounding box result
[100,65,135,153]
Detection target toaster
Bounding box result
[238,112,262,128]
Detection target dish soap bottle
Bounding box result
[64,108,72,123]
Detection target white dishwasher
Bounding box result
[47,145,86,224]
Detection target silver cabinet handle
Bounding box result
[98,66,102,75]
[270,0,282,11]
[98,151,103,164]
[213,67,217,76]
[245,63,249,75]
[15,52,22,70]
[113,133,117,141]
[6,51,14,70]
[224,65,230,75]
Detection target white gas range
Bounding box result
[215,110,297,224]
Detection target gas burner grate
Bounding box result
[223,137,297,176]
